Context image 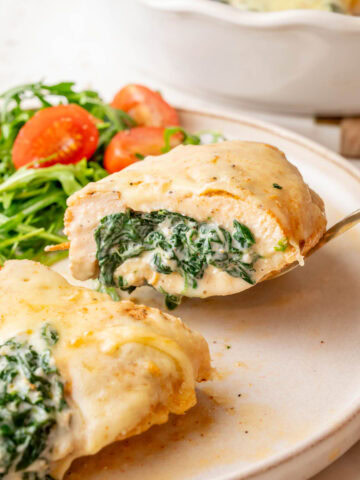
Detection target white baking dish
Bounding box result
[119,0,360,115]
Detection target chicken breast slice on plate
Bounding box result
[64,141,326,301]
[0,260,211,480]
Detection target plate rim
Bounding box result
[178,106,360,480]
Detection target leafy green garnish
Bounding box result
[162,127,201,153]
[95,209,258,308]
[272,183,283,190]
[0,331,67,479]
[274,238,289,252]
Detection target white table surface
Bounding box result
[0,0,359,478]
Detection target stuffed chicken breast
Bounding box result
[64,141,326,307]
[0,260,211,480]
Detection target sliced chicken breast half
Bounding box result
[65,141,326,300]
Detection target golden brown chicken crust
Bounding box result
[0,260,211,479]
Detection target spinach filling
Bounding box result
[0,327,67,480]
[95,209,258,308]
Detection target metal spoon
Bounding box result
[268,209,360,280]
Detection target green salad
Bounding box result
[0,82,132,265]
[0,81,212,266]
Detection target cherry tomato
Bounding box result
[12,104,99,169]
[111,84,179,128]
[104,126,181,174]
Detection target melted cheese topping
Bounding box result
[65,141,326,298]
[0,260,211,479]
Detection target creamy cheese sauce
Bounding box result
[0,261,211,479]
[115,253,289,298]
[110,214,279,298]
[96,210,262,300]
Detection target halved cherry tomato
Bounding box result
[111,84,179,128]
[12,104,99,169]
[104,126,181,174]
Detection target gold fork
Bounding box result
[269,209,360,280]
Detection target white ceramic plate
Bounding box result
[56,109,360,480]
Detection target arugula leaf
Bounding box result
[0,160,106,197]
[0,160,107,265]
[162,127,201,153]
